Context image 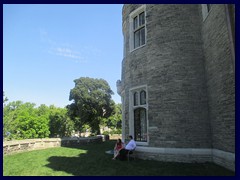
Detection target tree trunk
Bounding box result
[91,123,100,135]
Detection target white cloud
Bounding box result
[39,28,103,64]
[48,47,87,63]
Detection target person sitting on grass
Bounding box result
[112,138,124,160]
[118,135,136,160]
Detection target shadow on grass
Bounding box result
[45,140,235,176]
[45,140,126,176]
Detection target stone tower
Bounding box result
[117,4,235,171]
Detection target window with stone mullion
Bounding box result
[133,11,145,49]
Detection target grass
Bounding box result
[3,140,235,176]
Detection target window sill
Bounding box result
[130,44,146,53]
[136,141,148,146]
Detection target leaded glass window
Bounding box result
[134,108,147,142]
[140,90,146,105]
[131,87,148,143]
[134,92,138,106]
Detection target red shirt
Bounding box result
[115,143,124,151]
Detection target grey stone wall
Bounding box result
[201,4,235,153]
[134,147,235,171]
[120,4,235,171]
[3,138,61,155]
[122,4,211,148]
[136,152,212,164]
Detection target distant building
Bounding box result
[117,4,235,171]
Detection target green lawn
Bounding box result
[3,140,235,176]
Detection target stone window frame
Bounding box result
[129,5,146,52]
[129,85,149,146]
[121,90,126,142]
[134,107,147,142]
[201,4,212,21]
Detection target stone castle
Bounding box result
[117,4,235,171]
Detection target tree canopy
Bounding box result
[102,103,122,131]
[3,101,74,140]
[67,77,115,135]
[3,77,120,140]
[3,101,50,139]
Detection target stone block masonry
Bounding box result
[3,137,102,155]
[119,4,235,172]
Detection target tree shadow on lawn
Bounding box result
[45,140,235,176]
[45,140,134,176]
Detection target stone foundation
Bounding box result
[135,146,235,171]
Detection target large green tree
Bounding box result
[48,105,75,137]
[3,100,22,138]
[3,101,50,139]
[102,103,122,132]
[67,77,115,135]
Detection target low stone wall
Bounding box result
[3,136,102,155]
[109,134,122,140]
[61,137,102,147]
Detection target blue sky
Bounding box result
[3,4,123,108]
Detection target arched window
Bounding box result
[134,108,147,142]
[140,90,146,105]
[130,86,148,143]
[134,92,138,106]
